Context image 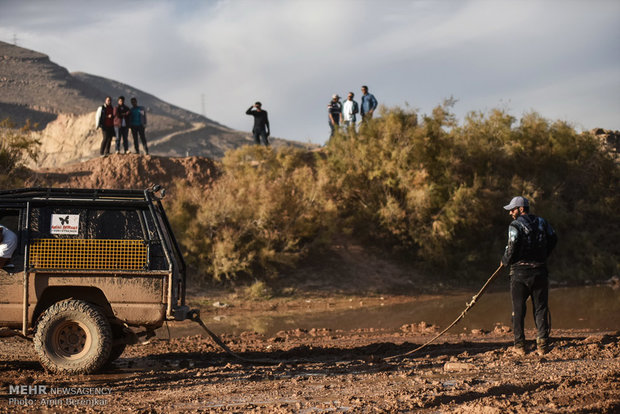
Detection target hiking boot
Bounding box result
[537,338,549,356]
[511,343,526,356]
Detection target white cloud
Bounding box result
[1,0,619,142]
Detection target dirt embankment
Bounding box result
[26,153,218,191]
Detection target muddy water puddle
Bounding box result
[161,285,620,339]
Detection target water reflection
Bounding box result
[163,285,620,338]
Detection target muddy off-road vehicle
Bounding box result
[0,186,194,374]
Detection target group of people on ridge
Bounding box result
[245,85,378,146]
[96,96,149,156]
[328,85,378,137]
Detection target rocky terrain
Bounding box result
[0,320,618,413]
[0,40,305,168]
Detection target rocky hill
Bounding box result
[0,41,303,168]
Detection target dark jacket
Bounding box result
[501,214,557,273]
[114,104,131,128]
[246,107,270,134]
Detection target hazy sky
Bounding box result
[1,0,618,144]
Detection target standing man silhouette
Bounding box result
[95,96,115,157]
[129,97,149,155]
[501,196,557,356]
[113,96,131,154]
[246,102,270,146]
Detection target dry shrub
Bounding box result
[322,104,619,281]
[0,118,41,187]
[171,104,618,284]
[168,145,335,282]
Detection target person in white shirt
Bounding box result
[342,92,359,132]
[0,225,17,267]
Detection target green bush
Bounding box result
[167,145,336,282]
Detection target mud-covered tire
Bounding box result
[107,343,126,364]
[33,299,112,374]
[106,323,127,364]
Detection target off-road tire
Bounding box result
[107,343,127,365]
[106,322,127,364]
[33,299,112,374]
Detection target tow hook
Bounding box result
[187,309,201,322]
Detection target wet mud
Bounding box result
[1,324,618,413]
[172,285,620,339]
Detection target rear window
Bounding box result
[29,207,144,240]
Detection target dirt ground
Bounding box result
[0,296,618,413]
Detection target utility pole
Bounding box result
[12,34,18,46]
[201,93,206,117]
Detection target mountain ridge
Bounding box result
[0,40,305,167]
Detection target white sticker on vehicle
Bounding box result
[50,214,80,235]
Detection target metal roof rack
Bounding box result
[0,187,149,202]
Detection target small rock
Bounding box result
[493,325,512,334]
[583,335,602,344]
[606,275,620,286]
[444,362,476,372]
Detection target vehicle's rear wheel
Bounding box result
[107,322,128,364]
[34,299,112,374]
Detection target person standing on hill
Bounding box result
[360,85,378,121]
[342,92,359,132]
[95,96,115,157]
[246,102,270,146]
[113,96,131,154]
[129,97,148,155]
[328,94,342,138]
[501,196,557,356]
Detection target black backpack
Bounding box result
[512,216,549,263]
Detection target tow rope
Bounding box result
[190,311,280,365]
[189,264,504,364]
[385,264,504,360]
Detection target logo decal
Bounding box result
[51,214,80,235]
